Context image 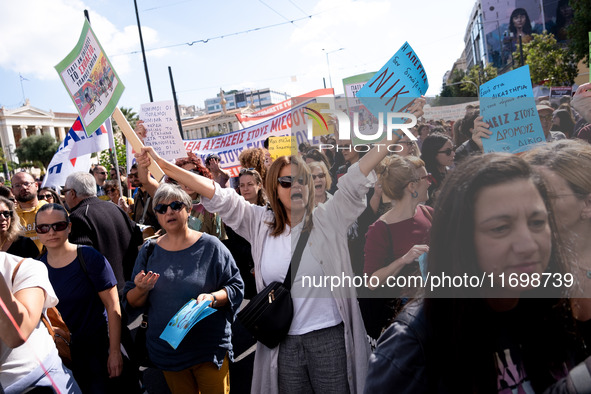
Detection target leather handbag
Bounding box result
[237,229,310,349]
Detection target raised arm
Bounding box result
[358,98,425,176]
[135,147,215,200]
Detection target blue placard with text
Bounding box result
[357,42,428,121]
[479,66,546,153]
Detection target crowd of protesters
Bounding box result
[2,83,591,393]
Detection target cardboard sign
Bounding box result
[55,19,124,136]
[479,66,546,153]
[140,100,187,161]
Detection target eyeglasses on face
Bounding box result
[416,173,436,183]
[154,201,185,214]
[38,193,53,200]
[105,189,117,194]
[36,221,69,234]
[0,210,13,219]
[278,176,306,188]
[13,181,35,188]
[128,173,138,178]
[311,173,326,180]
[437,147,456,156]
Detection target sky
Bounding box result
[0,0,478,115]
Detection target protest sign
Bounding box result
[112,107,164,182]
[160,299,216,349]
[55,19,124,136]
[423,101,479,121]
[43,117,112,188]
[357,42,429,123]
[550,86,572,98]
[268,136,297,159]
[140,100,186,161]
[479,65,545,153]
[183,97,322,177]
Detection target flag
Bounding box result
[42,117,111,188]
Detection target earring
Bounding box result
[411,191,418,198]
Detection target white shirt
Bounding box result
[0,252,59,388]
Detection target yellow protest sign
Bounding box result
[268,136,297,159]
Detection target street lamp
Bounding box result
[322,48,345,89]
[445,80,480,98]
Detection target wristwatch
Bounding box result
[210,293,217,308]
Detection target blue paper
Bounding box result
[357,42,429,121]
[160,299,217,349]
[479,65,546,153]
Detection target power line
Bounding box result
[111,12,319,57]
[142,0,194,12]
[287,0,308,16]
[259,0,291,22]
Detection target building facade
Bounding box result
[0,100,76,163]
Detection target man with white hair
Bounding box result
[64,172,143,294]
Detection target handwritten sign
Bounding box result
[268,136,297,159]
[55,19,124,136]
[479,66,546,153]
[140,100,186,161]
[160,299,216,349]
[357,42,428,122]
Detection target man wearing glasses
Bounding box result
[92,165,108,198]
[10,172,46,253]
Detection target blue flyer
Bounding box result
[160,299,217,349]
[479,65,546,153]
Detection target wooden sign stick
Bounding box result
[112,107,164,182]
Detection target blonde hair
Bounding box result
[376,155,425,201]
[306,161,332,191]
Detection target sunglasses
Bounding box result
[416,173,436,183]
[277,176,306,188]
[154,201,185,214]
[0,210,12,219]
[312,173,326,180]
[36,221,69,234]
[38,193,53,200]
[437,148,455,156]
[105,189,117,194]
[128,173,138,178]
[95,171,107,175]
[239,168,256,175]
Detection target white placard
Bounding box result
[140,100,187,161]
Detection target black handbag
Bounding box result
[237,229,310,349]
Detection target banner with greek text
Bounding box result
[184,98,322,177]
[55,19,124,137]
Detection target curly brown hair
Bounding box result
[239,148,267,184]
[175,152,213,179]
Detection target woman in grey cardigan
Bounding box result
[134,98,424,393]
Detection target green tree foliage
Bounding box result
[99,135,127,172]
[513,32,578,86]
[15,135,59,170]
[435,64,498,105]
[567,0,591,66]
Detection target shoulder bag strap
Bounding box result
[282,228,311,290]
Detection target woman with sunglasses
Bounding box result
[0,196,38,258]
[420,132,455,207]
[361,156,432,348]
[133,97,425,393]
[123,183,243,393]
[37,187,64,207]
[307,161,332,207]
[103,180,134,218]
[35,203,124,393]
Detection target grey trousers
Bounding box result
[278,323,349,394]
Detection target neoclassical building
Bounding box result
[0,99,77,163]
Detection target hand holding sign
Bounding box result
[470,116,492,150]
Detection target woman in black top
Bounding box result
[0,196,38,258]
